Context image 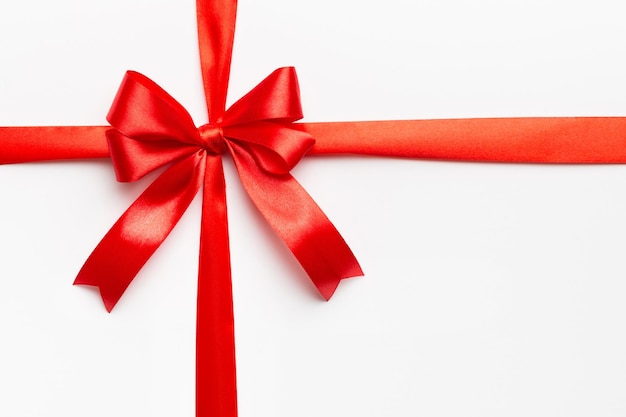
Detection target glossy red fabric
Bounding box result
[2,1,626,417]
[4,116,626,165]
[304,117,626,162]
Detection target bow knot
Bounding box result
[198,123,226,154]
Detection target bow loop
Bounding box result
[107,130,200,182]
[106,71,204,182]
[108,71,200,144]
[223,122,314,174]
[219,66,314,174]
[220,67,304,126]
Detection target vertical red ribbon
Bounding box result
[198,155,236,417]
[196,1,238,415]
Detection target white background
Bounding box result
[1,0,626,415]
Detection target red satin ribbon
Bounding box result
[4,116,626,164]
[3,1,626,417]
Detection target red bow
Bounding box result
[75,68,361,312]
[73,45,362,414]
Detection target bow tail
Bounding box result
[228,142,363,300]
[74,152,206,312]
[196,155,238,417]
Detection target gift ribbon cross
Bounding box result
[4,0,626,416]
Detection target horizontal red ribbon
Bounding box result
[3,116,626,164]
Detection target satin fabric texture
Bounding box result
[2,0,626,417]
